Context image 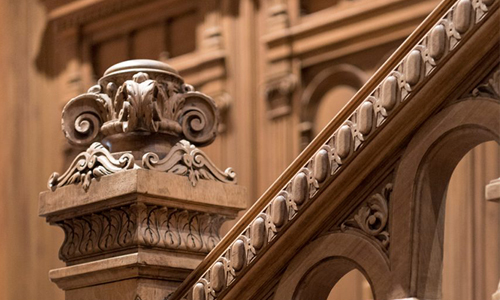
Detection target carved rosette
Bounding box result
[55,203,225,263]
[50,59,237,191]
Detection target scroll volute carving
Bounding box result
[62,59,219,158]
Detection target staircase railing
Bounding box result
[170,0,499,299]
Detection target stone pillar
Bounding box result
[39,59,247,300]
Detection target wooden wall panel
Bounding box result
[132,24,165,60]
[0,0,65,299]
[0,0,497,299]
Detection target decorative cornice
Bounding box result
[142,140,237,187]
[173,1,498,299]
[341,183,392,249]
[46,0,158,32]
[48,142,136,192]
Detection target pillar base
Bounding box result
[39,169,247,300]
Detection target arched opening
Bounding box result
[390,97,500,299]
[274,233,392,300]
[300,65,366,148]
[314,85,357,134]
[327,269,373,300]
[442,140,500,300]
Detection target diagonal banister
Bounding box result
[170,0,498,299]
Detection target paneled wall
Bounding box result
[0,0,498,299]
[0,0,65,299]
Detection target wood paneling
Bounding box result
[443,141,500,300]
[1,0,498,299]
[0,0,65,299]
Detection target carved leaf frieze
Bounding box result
[341,183,392,248]
[48,142,136,192]
[142,140,237,186]
[56,203,225,263]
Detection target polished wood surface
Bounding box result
[1,0,499,299]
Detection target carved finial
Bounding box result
[52,59,236,191]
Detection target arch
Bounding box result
[299,64,367,147]
[274,232,392,300]
[390,98,500,299]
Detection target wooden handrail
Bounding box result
[169,0,492,298]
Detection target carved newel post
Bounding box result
[39,60,247,300]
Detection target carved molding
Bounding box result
[48,142,136,192]
[143,140,237,186]
[56,202,225,263]
[267,1,290,31]
[341,183,392,249]
[264,73,297,119]
[212,92,232,133]
[175,1,497,299]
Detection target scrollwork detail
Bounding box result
[62,87,112,146]
[341,183,392,248]
[142,140,237,186]
[48,142,136,192]
[178,92,219,146]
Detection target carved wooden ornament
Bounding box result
[51,59,236,191]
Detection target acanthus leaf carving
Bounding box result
[62,61,219,149]
[48,142,136,192]
[142,140,237,187]
[341,183,392,248]
[55,203,225,263]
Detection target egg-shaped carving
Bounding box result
[313,150,329,183]
[193,283,206,300]
[291,173,309,205]
[210,262,225,292]
[251,217,266,250]
[454,0,472,34]
[380,76,398,111]
[404,50,422,86]
[271,196,287,227]
[230,240,246,271]
[336,125,352,159]
[358,101,374,135]
[429,25,446,60]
